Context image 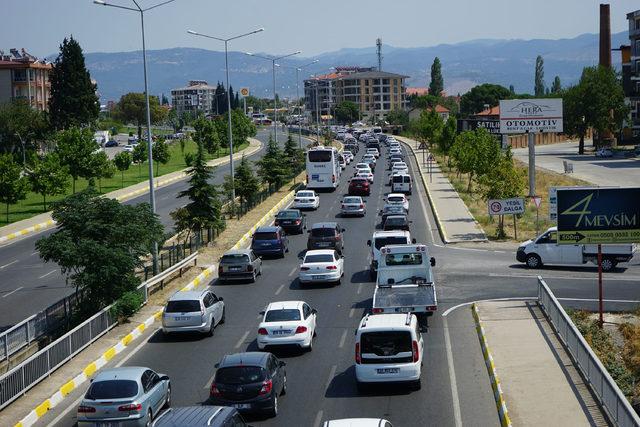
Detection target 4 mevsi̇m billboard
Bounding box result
[556,187,640,244]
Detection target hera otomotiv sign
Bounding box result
[556,187,640,244]
[499,99,563,134]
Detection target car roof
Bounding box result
[386,215,407,220]
[219,352,270,368]
[93,366,147,382]
[305,249,336,256]
[297,190,315,194]
[359,313,414,329]
[152,406,237,427]
[277,209,301,215]
[223,248,252,256]
[311,222,338,229]
[168,290,206,301]
[266,300,305,311]
[373,230,410,238]
[255,226,279,233]
[387,193,405,197]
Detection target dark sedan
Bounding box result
[274,209,306,234]
[383,214,411,231]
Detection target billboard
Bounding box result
[457,119,501,135]
[487,198,525,215]
[499,99,563,134]
[556,187,640,244]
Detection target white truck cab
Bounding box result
[516,226,636,271]
[367,231,416,278]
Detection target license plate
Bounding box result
[230,266,241,271]
[377,368,400,374]
[174,316,190,321]
[234,403,251,409]
[398,307,413,313]
[261,243,270,246]
[318,242,331,247]
[273,330,291,335]
[96,423,118,427]
[312,275,324,280]
[282,221,291,224]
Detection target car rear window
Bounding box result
[392,175,405,183]
[215,366,266,385]
[86,380,138,399]
[254,232,278,240]
[361,331,412,355]
[388,196,404,203]
[221,254,250,264]
[277,211,298,219]
[265,309,301,322]
[297,192,314,198]
[385,217,405,226]
[343,197,361,204]
[351,178,367,184]
[308,150,332,162]
[311,228,336,237]
[165,300,201,313]
[304,254,334,263]
[374,236,409,250]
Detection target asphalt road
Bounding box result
[0,130,302,329]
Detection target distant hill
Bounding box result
[81,31,629,102]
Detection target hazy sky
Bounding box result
[3,0,638,58]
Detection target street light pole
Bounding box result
[187,28,264,200]
[275,60,317,149]
[94,0,177,275]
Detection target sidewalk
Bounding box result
[476,300,608,426]
[397,136,487,243]
[0,138,262,244]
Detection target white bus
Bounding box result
[306,146,341,191]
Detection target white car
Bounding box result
[385,193,409,211]
[299,249,344,285]
[595,148,613,158]
[366,148,380,159]
[324,419,393,427]
[343,151,354,163]
[123,144,135,152]
[341,196,366,217]
[257,300,317,350]
[354,163,372,176]
[362,154,377,165]
[356,171,374,183]
[389,147,402,156]
[293,190,320,210]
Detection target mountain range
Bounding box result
[80,31,629,103]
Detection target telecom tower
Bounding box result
[376,38,382,71]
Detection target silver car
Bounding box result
[162,289,225,336]
[218,249,262,283]
[77,366,170,427]
[340,196,366,217]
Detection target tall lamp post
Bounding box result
[94,0,177,275]
[276,60,318,148]
[187,28,263,200]
[245,51,300,145]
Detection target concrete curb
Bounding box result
[0,139,262,245]
[471,303,512,427]
[13,264,217,427]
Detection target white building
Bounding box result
[171,80,217,116]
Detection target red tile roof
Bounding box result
[406,87,429,96]
[476,105,500,116]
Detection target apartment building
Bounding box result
[171,80,217,116]
[304,67,408,122]
[0,48,52,111]
[624,9,640,139]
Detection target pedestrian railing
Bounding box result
[537,277,640,427]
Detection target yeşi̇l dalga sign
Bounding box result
[487,198,525,215]
[499,99,563,134]
[556,187,640,244]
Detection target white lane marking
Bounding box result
[31,251,39,256]
[324,212,330,218]
[442,297,537,317]
[313,410,324,427]
[357,283,363,295]
[234,330,251,349]
[338,329,348,348]
[488,272,640,282]
[0,260,18,269]
[557,297,640,303]
[38,269,57,279]
[2,286,23,298]
[349,308,356,318]
[275,284,285,296]
[203,370,217,389]
[288,266,297,277]
[443,316,463,427]
[325,365,337,390]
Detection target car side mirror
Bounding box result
[412,238,417,244]
[214,363,220,368]
[342,228,346,232]
[159,375,170,382]
[218,297,224,301]
[279,361,287,367]
[259,310,265,315]
[311,308,318,314]
[367,240,371,246]
[430,257,436,267]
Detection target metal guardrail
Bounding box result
[537,277,640,427]
[137,252,198,302]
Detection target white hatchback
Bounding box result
[354,163,372,176]
[293,190,320,210]
[385,193,409,211]
[356,171,374,183]
[299,249,344,285]
[257,301,317,351]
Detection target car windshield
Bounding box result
[385,217,405,225]
[305,254,334,263]
[86,380,138,400]
[311,228,336,237]
[165,300,201,313]
[297,192,314,198]
[374,236,409,250]
[385,253,423,266]
[308,150,332,162]
[254,232,278,240]
[343,197,361,204]
[277,211,299,219]
[361,331,412,355]
[351,179,367,184]
[265,309,301,322]
[221,254,250,264]
[215,366,266,385]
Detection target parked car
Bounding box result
[123,144,135,152]
[162,289,225,336]
[595,147,613,158]
[218,249,262,283]
[299,249,344,286]
[152,406,249,427]
[104,139,119,147]
[383,214,411,231]
[341,196,366,217]
[307,222,345,253]
[274,209,306,234]
[293,190,320,210]
[251,226,289,257]
[348,177,371,196]
[209,352,287,417]
[257,300,318,349]
[77,367,171,427]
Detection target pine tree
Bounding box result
[234,155,260,208]
[429,57,444,97]
[534,55,545,96]
[257,136,289,191]
[228,86,235,110]
[509,85,515,95]
[283,134,303,175]
[234,92,240,110]
[49,36,100,129]
[551,76,562,94]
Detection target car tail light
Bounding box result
[332,174,336,183]
[258,328,268,335]
[294,198,300,202]
[359,204,364,208]
[247,264,254,272]
[300,266,310,271]
[218,265,223,275]
[210,382,222,397]
[258,379,273,395]
[78,405,96,413]
[118,403,142,412]
[341,204,345,209]
[355,342,361,364]
[412,340,420,363]
[426,305,437,311]
[372,308,383,314]
[295,326,308,334]
[295,219,301,224]
[326,265,337,270]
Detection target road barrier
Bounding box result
[537,277,640,427]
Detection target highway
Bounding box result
[0,130,302,329]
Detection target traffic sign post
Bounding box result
[531,196,542,236]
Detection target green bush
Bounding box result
[111,290,144,320]
[184,152,195,167]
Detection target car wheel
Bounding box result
[268,395,278,418]
[220,308,226,324]
[601,258,616,272]
[163,385,171,409]
[525,254,542,269]
[306,336,313,352]
[206,318,215,337]
[145,409,153,427]
[250,271,257,283]
[281,374,287,396]
[258,266,263,276]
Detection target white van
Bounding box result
[392,174,412,194]
[367,230,415,278]
[355,313,424,391]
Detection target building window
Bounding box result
[365,79,370,86]
[636,18,640,30]
[383,79,390,85]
